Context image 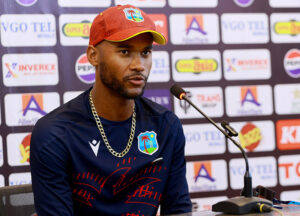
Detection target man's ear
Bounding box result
[86,45,99,66]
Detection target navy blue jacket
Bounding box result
[30,89,192,216]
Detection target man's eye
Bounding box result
[120,50,129,55]
[143,50,152,56]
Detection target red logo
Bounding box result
[148,14,168,45]
[238,122,262,152]
[277,119,300,150]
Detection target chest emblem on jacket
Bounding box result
[137,131,159,155]
[89,139,101,156]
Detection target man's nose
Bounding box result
[129,54,145,72]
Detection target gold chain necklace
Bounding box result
[89,91,136,158]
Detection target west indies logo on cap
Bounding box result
[123,8,144,22]
[16,0,38,6]
[233,0,254,7]
[284,49,300,78]
[75,53,95,84]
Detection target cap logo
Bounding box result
[123,8,144,23]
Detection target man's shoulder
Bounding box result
[32,90,90,141]
[43,90,88,121]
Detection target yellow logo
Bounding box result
[176,58,218,73]
[19,134,31,163]
[274,20,300,36]
[63,22,92,38]
[238,122,262,152]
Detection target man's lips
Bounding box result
[126,75,146,86]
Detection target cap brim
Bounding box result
[105,30,166,45]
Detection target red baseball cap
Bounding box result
[89,4,166,46]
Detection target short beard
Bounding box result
[99,62,146,99]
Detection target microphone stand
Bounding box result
[180,95,273,214]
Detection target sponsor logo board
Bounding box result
[191,196,227,211]
[223,49,271,80]
[1,14,56,47]
[148,51,170,83]
[276,119,300,150]
[174,87,223,119]
[229,157,277,189]
[275,84,300,115]
[221,13,269,44]
[5,92,60,126]
[228,121,275,153]
[59,14,97,46]
[172,50,221,82]
[58,0,111,7]
[170,14,219,45]
[283,49,300,78]
[225,85,273,117]
[0,175,4,187]
[168,0,218,8]
[271,13,300,43]
[183,123,225,156]
[280,190,300,202]
[0,136,3,167]
[63,91,83,104]
[278,154,300,186]
[186,160,228,192]
[115,0,166,7]
[2,53,59,87]
[269,0,300,8]
[9,172,32,186]
[7,133,31,166]
[143,89,171,110]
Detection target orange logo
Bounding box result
[185,15,207,35]
[193,161,215,182]
[278,163,294,178]
[22,94,47,116]
[240,86,261,106]
[239,122,262,152]
[20,134,31,163]
[276,119,300,150]
[149,14,168,45]
[22,94,44,110]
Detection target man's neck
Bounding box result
[90,86,135,122]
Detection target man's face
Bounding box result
[96,33,153,99]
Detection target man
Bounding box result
[30,4,192,216]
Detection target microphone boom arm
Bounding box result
[182,95,252,197]
[170,84,273,214]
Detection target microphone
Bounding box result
[170,84,273,214]
[221,121,238,137]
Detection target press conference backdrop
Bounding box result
[1,0,300,211]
